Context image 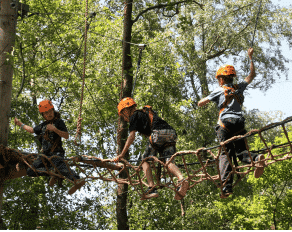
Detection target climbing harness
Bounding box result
[218,84,244,131]
[132,44,146,97]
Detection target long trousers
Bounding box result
[216,117,259,185]
[27,152,80,181]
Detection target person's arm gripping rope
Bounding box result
[14,117,34,134]
[111,130,136,162]
[244,48,255,85]
[198,98,211,107]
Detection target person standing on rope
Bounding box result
[110,97,189,200]
[198,48,266,198]
[14,99,85,194]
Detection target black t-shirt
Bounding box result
[129,110,173,136]
[33,118,68,154]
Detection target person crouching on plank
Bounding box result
[14,99,85,194]
[110,97,189,200]
[198,48,266,199]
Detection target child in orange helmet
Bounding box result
[14,99,84,194]
[198,48,265,198]
[110,97,189,200]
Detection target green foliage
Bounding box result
[3,0,292,229]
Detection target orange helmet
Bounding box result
[215,65,236,79]
[117,97,137,115]
[39,99,54,113]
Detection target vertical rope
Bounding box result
[131,44,146,98]
[74,0,88,146]
[251,0,262,47]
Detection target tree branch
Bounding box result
[206,22,251,60]
[207,35,220,55]
[206,48,227,60]
[132,0,203,24]
[189,71,200,102]
[162,4,179,17]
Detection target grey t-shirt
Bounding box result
[206,81,248,123]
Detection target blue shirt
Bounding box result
[206,81,248,123]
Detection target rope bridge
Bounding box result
[0,116,291,198]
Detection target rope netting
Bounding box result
[0,116,291,198]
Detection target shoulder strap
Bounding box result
[135,105,154,129]
[42,118,62,153]
[218,84,243,130]
[143,105,154,129]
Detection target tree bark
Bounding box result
[116,0,133,230]
[0,0,17,229]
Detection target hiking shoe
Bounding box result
[254,154,266,178]
[49,176,58,187]
[174,178,189,200]
[220,184,233,199]
[68,179,86,195]
[140,187,159,200]
[49,176,64,187]
[57,177,64,187]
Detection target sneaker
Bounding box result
[174,179,189,200]
[49,176,58,187]
[140,187,159,200]
[57,177,64,187]
[68,179,86,195]
[254,154,266,178]
[49,176,64,187]
[220,184,233,199]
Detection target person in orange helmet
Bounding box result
[198,48,265,198]
[110,97,189,200]
[14,99,84,194]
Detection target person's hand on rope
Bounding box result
[110,155,123,163]
[248,47,253,59]
[14,117,21,126]
[46,124,56,132]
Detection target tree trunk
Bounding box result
[116,0,133,230]
[0,0,17,229]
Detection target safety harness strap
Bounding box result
[218,84,243,131]
[42,118,62,153]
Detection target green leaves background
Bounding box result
[4,0,292,229]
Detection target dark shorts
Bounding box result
[142,129,177,162]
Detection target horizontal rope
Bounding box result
[1,115,291,198]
